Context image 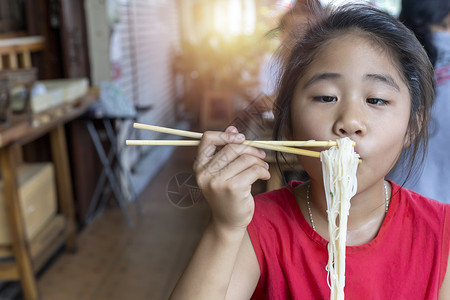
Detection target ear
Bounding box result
[403,132,412,148]
[403,110,424,148]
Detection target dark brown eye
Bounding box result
[367,98,388,105]
[313,96,337,102]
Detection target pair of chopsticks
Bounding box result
[125,123,348,159]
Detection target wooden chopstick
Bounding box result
[133,123,202,139]
[131,123,346,147]
[128,123,323,159]
[125,140,341,147]
[126,139,321,158]
[129,123,359,162]
[126,140,201,146]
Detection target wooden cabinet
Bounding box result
[0,91,97,300]
[0,163,57,245]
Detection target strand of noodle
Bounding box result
[320,137,359,300]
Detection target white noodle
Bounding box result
[320,137,359,300]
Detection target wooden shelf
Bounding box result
[0,88,98,147]
[0,36,44,51]
[30,215,68,273]
[0,260,18,280]
[0,215,66,278]
[0,36,44,70]
[0,89,98,300]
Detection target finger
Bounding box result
[214,154,269,180]
[227,164,271,189]
[225,126,238,133]
[204,144,266,176]
[194,131,246,171]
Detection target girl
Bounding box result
[170,3,450,299]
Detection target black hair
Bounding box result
[399,0,450,66]
[272,3,435,185]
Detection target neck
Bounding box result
[306,179,390,245]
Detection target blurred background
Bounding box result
[0,0,401,299]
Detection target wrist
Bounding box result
[208,218,247,243]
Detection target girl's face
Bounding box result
[291,33,411,194]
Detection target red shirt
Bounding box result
[247,181,450,299]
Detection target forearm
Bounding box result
[170,219,247,300]
[171,128,268,299]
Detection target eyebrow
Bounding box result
[303,72,341,88]
[365,73,400,92]
[302,72,401,92]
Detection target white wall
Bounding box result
[84,0,112,86]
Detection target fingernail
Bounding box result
[265,162,269,169]
[236,134,245,141]
[259,149,266,157]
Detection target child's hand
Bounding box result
[194,126,271,232]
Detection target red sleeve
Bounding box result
[439,204,450,286]
[247,204,266,280]
[247,190,285,298]
[247,201,270,300]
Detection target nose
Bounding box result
[332,104,367,138]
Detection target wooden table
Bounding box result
[0,89,97,300]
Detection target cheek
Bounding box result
[364,115,409,171]
[391,127,409,159]
[382,112,410,151]
[290,104,330,141]
[377,133,405,165]
[297,155,324,182]
[291,106,330,182]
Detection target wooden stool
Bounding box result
[0,36,55,300]
[0,36,43,129]
[200,90,234,131]
[0,36,43,71]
